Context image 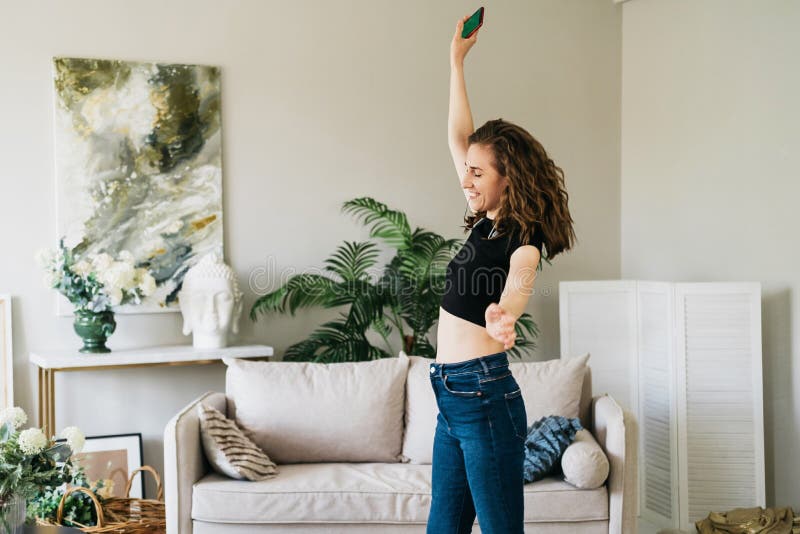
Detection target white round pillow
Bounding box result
[560,428,610,489]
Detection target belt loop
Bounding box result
[479,357,490,375]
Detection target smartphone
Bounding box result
[461,7,485,39]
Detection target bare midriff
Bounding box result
[435,306,505,363]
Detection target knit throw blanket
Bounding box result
[523,415,583,483]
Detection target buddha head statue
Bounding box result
[178,252,244,349]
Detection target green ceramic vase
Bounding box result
[73,309,116,353]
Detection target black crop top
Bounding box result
[440,218,543,328]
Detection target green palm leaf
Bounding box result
[506,312,540,359]
[281,335,329,362]
[371,315,393,338]
[389,231,459,338]
[411,337,436,358]
[342,197,411,249]
[284,315,390,363]
[397,232,461,282]
[344,281,386,330]
[324,241,380,282]
[250,273,339,321]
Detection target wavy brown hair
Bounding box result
[463,118,576,260]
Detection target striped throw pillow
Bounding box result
[198,402,279,481]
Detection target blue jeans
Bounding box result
[426,351,527,534]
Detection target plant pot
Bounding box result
[0,493,26,533]
[73,309,116,353]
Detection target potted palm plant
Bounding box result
[250,197,543,361]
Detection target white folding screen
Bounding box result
[559,281,764,532]
[637,282,679,527]
[674,284,765,528]
[558,281,639,410]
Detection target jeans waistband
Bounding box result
[430,351,509,376]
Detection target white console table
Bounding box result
[30,344,274,434]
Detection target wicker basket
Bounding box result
[37,465,166,533]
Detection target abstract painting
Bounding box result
[52,56,223,314]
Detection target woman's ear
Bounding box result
[499,176,510,196]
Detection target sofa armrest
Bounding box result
[164,391,227,534]
[591,394,639,534]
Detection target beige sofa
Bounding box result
[164,353,638,534]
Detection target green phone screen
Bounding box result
[461,7,484,38]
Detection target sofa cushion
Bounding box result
[191,463,609,524]
[401,352,591,464]
[399,353,438,464]
[561,428,610,489]
[224,354,409,463]
[513,352,591,421]
[197,402,279,481]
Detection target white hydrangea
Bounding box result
[99,261,137,292]
[60,426,85,453]
[91,253,114,273]
[0,406,28,429]
[70,260,93,277]
[136,269,157,296]
[107,286,124,306]
[18,428,48,455]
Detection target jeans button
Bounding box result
[430,367,435,374]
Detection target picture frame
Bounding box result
[51,56,224,316]
[58,432,145,499]
[0,294,12,410]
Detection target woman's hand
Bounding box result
[485,303,517,350]
[450,14,479,67]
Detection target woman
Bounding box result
[426,13,577,534]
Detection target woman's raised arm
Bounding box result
[449,15,479,182]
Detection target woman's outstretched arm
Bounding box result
[449,14,480,183]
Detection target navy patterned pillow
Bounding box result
[523,415,583,483]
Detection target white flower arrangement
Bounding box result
[0,407,28,430]
[0,407,85,502]
[18,428,48,455]
[60,426,85,454]
[36,239,157,313]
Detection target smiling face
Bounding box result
[462,142,508,219]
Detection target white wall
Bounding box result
[621,0,800,509]
[0,0,622,497]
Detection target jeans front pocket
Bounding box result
[504,388,528,440]
[441,373,482,397]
